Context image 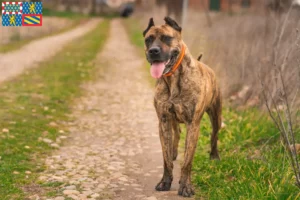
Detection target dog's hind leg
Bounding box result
[207,93,222,160]
[172,120,181,161]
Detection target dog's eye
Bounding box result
[145,36,154,44]
[160,35,173,45]
[145,36,155,48]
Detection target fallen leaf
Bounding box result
[290,144,300,154]
[226,176,236,181]
[248,149,261,160]
[221,122,226,128]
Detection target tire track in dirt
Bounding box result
[0,19,101,85]
[36,19,189,200]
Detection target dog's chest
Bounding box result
[154,76,200,123]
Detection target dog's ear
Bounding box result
[164,16,182,33]
[143,18,155,37]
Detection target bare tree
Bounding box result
[260,65,300,188]
[260,7,300,187]
[267,0,293,12]
[228,0,233,14]
[90,0,97,15]
[64,0,72,11]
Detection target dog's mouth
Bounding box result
[150,50,180,79]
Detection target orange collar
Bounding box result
[164,45,186,77]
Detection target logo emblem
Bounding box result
[2,2,42,27]
[2,14,22,26]
[22,14,42,26]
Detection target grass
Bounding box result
[0,40,31,53]
[123,18,300,200]
[0,19,110,199]
[189,109,300,199]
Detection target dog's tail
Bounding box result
[197,53,203,61]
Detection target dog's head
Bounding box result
[143,17,183,79]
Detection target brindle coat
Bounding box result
[143,17,222,197]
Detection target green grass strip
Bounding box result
[0,19,110,200]
[122,19,156,86]
[123,18,300,200]
[189,109,299,200]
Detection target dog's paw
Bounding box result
[155,180,172,191]
[178,183,195,197]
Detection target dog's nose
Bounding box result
[149,47,161,55]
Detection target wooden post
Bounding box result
[181,0,189,27]
[201,0,212,27]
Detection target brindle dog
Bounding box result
[143,17,222,197]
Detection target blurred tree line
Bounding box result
[151,0,296,18]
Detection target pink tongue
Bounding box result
[150,62,166,79]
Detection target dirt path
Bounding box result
[37,19,189,200]
[0,19,101,84]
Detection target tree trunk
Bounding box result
[90,0,97,15]
[65,0,72,11]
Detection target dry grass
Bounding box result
[187,10,300,109]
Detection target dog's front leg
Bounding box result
[155,111,174,191]
[178,120,201,197]
[172,120,181,161]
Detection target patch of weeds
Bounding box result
[41,181,64,188]
[46,190,59,197]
